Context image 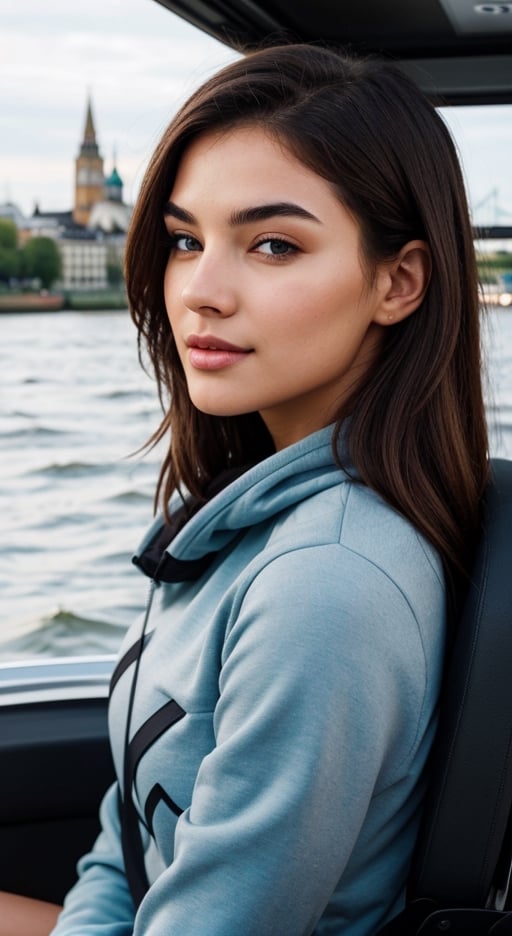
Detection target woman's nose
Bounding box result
[181,252,237,317]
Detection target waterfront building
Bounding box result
[0,202,27,230]
[58,230,108,290]
[2,95,132,292]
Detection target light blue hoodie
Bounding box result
[51,424,446,935]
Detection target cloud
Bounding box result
[1,0,511,224]
[0,0,237,214]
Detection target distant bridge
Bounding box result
[473,226,512,240]
[472,189,512,240]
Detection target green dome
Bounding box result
[106,167,123,187]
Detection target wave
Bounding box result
[109,489,153,505]
[32,461,113,478]
[3,425,66,440]
[0,608,125,658]
[97,389,144,401]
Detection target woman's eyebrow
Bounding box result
[163,202,196,223]
[229,203,321,226]
[163,200,321,226]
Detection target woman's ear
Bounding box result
[373,240,431,326]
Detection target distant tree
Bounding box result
[21,237,61,290]
[0,219,17,249]
[0,219,20,283]
[0,247,20,283]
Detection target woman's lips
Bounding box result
[186,335,253,371]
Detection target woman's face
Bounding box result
[163,125,389,450]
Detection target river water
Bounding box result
[1,308,512,660]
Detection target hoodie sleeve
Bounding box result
[131,543,444,935]
[50,782,135,935]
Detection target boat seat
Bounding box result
[378,457,512,935]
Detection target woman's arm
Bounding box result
[0,892,61,936]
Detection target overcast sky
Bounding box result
[2,0,512,226]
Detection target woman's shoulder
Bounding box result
[264,475,444,598]
[228,478,446,751]
[231,475,446,685]
[340,480,444,588]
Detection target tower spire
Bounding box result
[83,97,96,146]
[78,95,100,160]
[73,93,104,226]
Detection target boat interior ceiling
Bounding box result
[155,0,512,104]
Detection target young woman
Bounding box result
[1,42,488,936]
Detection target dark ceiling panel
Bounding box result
[154,0,512,103]
[261,0,455,45]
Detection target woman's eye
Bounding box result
[169,234,202,252]
[254,238,298,258]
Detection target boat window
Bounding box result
[0,1,236,667]
[441,103,512,461]
[1,1,511,668]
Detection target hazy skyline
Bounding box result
[1,0,237,216]
[2,0,512,226]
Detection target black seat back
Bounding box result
[411,457,512,909]
[379,458,512,934]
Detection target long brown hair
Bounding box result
[125,43,488,594]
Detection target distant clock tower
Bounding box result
[73,98,105,226]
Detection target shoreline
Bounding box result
[0,291,128,313]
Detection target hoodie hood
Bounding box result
[133,424,352,582]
